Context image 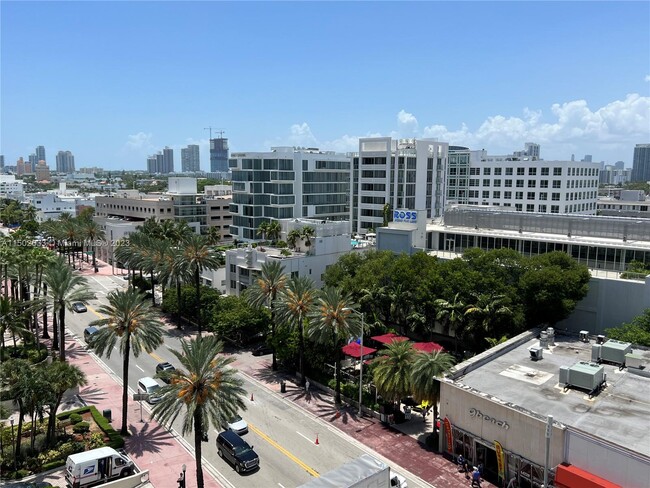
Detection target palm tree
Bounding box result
[151,336,247,488]
[372,340,415,406]
[435,293,467,352]
[307,287,361,404]
[0,296,31,350]
[175,234,222,336]
[205,226,221,246]
[90,287,165,435]
[267,220,281,243]
[256,221,270,241]
[464,293,513,339]
[301,226,315,253]
[81,220,105,272]
[287,229,301,251]
[245,261,287,371]
[43,361,87,446]
[0,358,32,467]
[411,350,455,426]
[44,257,95,360]
[276,276,317,386]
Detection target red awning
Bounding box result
[341,342,377,358]
[371,333,409,345]
[412,342,445,353]
[555,464,622,488]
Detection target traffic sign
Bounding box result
[133,393,149,402]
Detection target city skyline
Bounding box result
[2,1,649,170]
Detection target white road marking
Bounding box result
[296,430,317,445]
[278,484,286,488]
[136,365,144,372]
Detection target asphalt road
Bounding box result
[65,272,425,488]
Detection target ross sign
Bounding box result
[133,393,149,402]
[494,440,506,481]
[443,417,453,452]
[393,209,418,223]
[469,408,510,429]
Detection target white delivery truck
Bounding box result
[298,454,408,488]
[65,446,135,488]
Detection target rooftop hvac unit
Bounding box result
[597,335,606,344]
[560,361,606,397]
[539,331,549,349]
[591,344,601,363]
[529,346,543,361]
[599,340,633,366]
[579,330,589,342]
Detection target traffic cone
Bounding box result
[315,434,319,445]
[335,410,341,419]
[250,393,254,401]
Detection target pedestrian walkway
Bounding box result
[237,359,497,488]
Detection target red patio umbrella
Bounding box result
[412,342,444,353]
[341,342,377,358]
[371,333,409,345]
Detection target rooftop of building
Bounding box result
[451,333,650,457]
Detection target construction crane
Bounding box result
[204,127,225,139]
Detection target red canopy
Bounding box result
[341,342,377,358]
[371,333,409,345]
[412,342,445,353]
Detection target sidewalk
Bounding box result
[237,359,497,488]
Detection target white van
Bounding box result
[137,377,162,404]
[65,447,134,488]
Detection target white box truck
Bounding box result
[65,446,135,488]
[298,454,408,488]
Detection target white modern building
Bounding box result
[0,175,24,199]
[351,138,448,236]
[598,190,650,218]
[223,218,352,295]
[27,192,77,221]
[229,147,351,241]
[446,147,600,215]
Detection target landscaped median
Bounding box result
[0,405,125,482]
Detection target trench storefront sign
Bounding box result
[443,417,453,452]
[469,408,510,430]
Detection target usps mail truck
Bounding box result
[65,447,134,488]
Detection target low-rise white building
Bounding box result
[27,192,77,221]
[0,175,24,199]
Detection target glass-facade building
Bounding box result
[210,137,229,173]
[229,147,350,240]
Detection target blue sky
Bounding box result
[2,1,649,171]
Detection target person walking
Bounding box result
[305,378,310,393]
[471,467,482,487]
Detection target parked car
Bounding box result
[222,414,248,435]
[72,302,87,313]
[137,377,162,404]
[216,430,259,473]
[155,362,176,384]
[84,326,99,345]
[251,343,273,356]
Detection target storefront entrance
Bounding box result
[475,442,499,485]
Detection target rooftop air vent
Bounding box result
[598,339,633,366]
[579,330,589,342]
[528,346,543,361]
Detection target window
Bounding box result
[494,168,502,175]
[469,179,479,186]
[483,168,491,175]
[553,167,562,176]
[493,179,501,187]
[515,191,523,200]
[515,204,523,211]
[505,179,512,187]
[483,179,490,186]
[470,168,480,175]
[516,180,524,188]
[527,192,535,200]
[528,180,536,188]
[493,191,501,199]
[504,191,512,199]
[517,168,525,175]
[539,192,547,200]
[551,205,560,213]
[482,191,490,199]
[552,193,560,201]
[526,204,535,212]
[538,204,547,212]
[528,168,537,176]
[541,168,550,176]
[552,180,562,189]
[540,180,548,188]
[506,168,513,175]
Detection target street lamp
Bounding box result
[344,308,365,416]
[177,463,186,488]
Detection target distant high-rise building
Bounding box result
[582,155,593,162]
[0,155,4,173]
[35,145,46,162]
[35,160,51,181]
[147,155,158,174]
[614,161,625,170]
[181,144,200,172]
[162,147,174,173]
[29,154,38,168]
[524,142,540,160]
[210,137,229,172]
[16,157,26,176]
[631,144,650,182]
[56,150,75,173]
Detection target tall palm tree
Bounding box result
[267,220,281,243]
[410,350,455,426]
[435,293,467,351]
[0,358,32,467]
[175,234,222,336]
[245,261,287,371]
[0,296,31,350]
[307,287,361,404]
[301,226,315,253]
[90,287,165,435]
[205,226,221,246]
[151,336,247,488]
[43,361,87,446]
[464,293,513,338]
[287,229,301,251]
[276,276,317,386]
[81,219,105,272]
[44,257,95,360]
[256,221,270,241]
[372,340,415,406]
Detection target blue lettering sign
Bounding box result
[393,209,418,223]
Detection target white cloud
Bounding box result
[125,132,154,151]
[645,75,650,82]
[287,122,319,147]
[397,109,419,135]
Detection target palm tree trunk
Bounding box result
[151,270,156,306]
[335,333,341,405]
[271,299,277,371]
[299,321,305,386]
[193,409,205,488]
[121,339,130,436]
[58,306,66,361]
[195,268,201,337]
[15,404,24,467]
[92,242,97,272]
[52,311,59,351]
[175,278,182,328]
[42,284,49,339]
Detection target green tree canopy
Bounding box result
[605,309,650,346]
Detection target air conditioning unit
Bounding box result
[529,346,543,361]
[597,335,606,344]
[599,340,632,366]
[579,330,589,342]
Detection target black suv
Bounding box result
[216,430,259,473]
[155,362,176,383]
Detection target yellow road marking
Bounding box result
[248,422,319,477]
